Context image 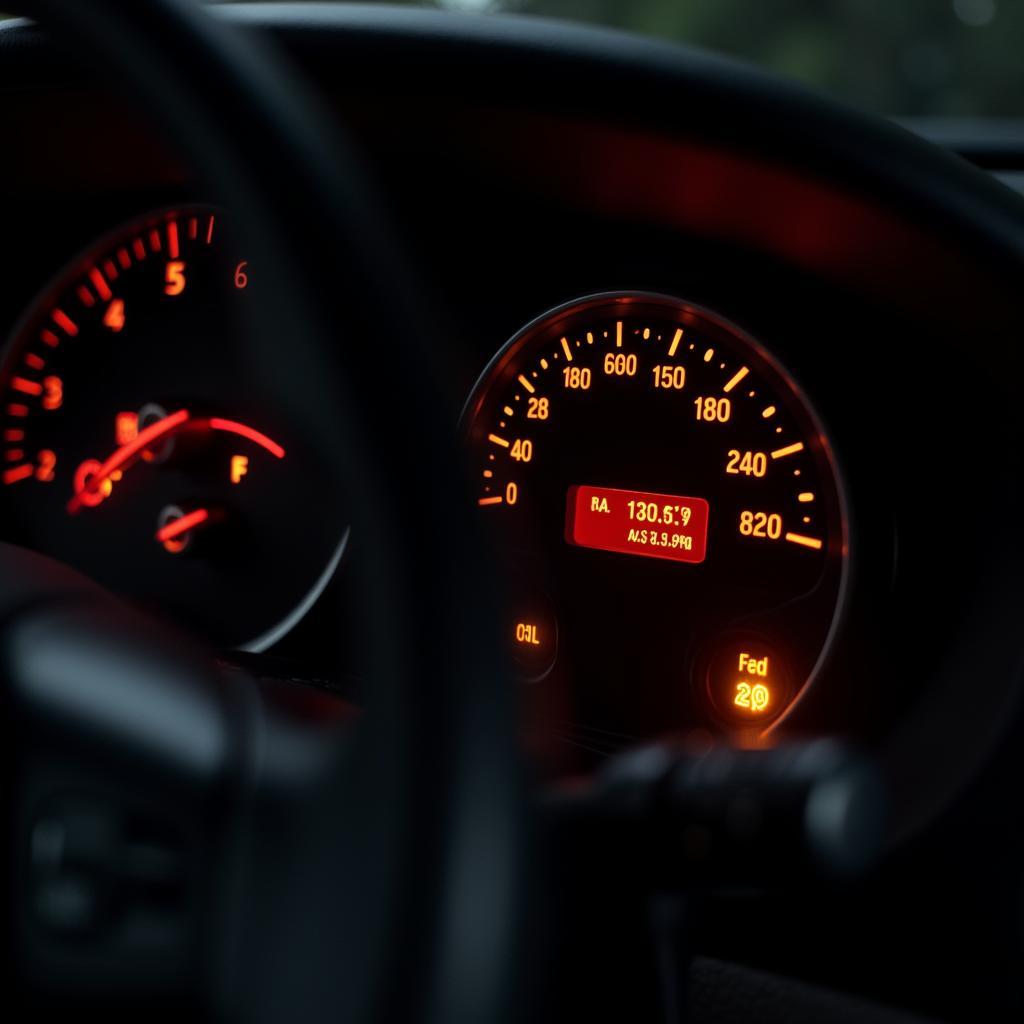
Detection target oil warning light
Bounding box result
[506,594,558,681]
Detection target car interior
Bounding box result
[3,2,1024,1021]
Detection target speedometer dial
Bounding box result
[463,293,847,763]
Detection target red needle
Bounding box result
[209,418,285,458]
[66,408,286,515]
[156,507,210,546]
[67,408,191,514]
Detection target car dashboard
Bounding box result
[2,5,1024,1021]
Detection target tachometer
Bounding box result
[462,292,847,764]
[0,207,343,649]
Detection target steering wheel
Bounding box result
[6,2,524,1020]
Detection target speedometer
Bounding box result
[462,292,848,761]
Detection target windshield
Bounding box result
[262,1,1023,117]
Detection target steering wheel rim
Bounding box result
[11,2,524,1021]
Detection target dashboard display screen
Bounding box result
[566,485,710,564]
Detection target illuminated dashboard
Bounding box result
[0,208,850,765]
[2,9,1023,1021]
[0,198,859,788]
[0,7,1020,825]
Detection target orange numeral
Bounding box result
[103,298,126,332]
[42,376,63,411]
[35,449,56,482]
[164,261,186,296]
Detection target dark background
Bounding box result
[217,0,1024,117]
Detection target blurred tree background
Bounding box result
[508,0,1024,115]
[311,0,1024,116]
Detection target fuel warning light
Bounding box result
[705,636,790,726]
[734,652,772,715]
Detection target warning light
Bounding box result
[705,637,789,726]
[514,622,541,647]
[732,652,773,715]
[506,598,558,680]
[230,454,249,484]
[115,411,139,445]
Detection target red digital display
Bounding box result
[566,485,710,564]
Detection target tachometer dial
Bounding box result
[462,293,847,765]
[0,207,343,648]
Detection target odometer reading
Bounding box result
[567,485,709,563]
[462,292,847,764]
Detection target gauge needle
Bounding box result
[156,507,210,547]
[67,408,286,515]
[67,408,191,514]
[208,418,286,459]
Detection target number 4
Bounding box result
[103,299,125,332]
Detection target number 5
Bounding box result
[164,260,187,296]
